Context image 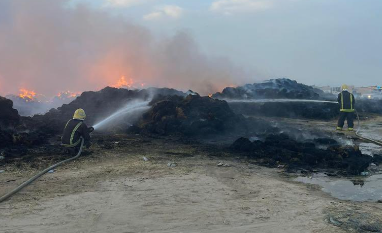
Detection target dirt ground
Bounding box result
[1,118,382,233]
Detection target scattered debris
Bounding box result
[327,210,382,233]
[143,156,149,161]
[167,162,177,167]
[0,170,4,173]
[217,162,230,167]
[360,171,369,176]
[329,217,342,227]
[48,169,55,173]
[101,142,114,150]
[231,134,375,175]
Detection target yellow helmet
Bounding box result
[341,84,348,90]
[73,109,86,120]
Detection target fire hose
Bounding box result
[354,110,382,146]
[0,139,85,203]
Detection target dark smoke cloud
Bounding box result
[0,0,246,96]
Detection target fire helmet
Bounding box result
[341,84,348,90]
[73,109,86,120]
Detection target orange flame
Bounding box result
[18,88,36,101]
[208,94,212,98]
[113,76,134,88]
[57,91,80,98]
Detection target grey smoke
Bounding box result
[0,0,246,97]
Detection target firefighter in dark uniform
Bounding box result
[337,84,355,131]
[62,109,93,152]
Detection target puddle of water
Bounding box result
[295,173,382,202]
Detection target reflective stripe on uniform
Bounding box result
[64,120,71,129]
[340,92,354,112]
[70,122,83,147]
[350,94,353,110]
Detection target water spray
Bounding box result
[0,100,153,203]
[224,99,338,104]
[93,100,151,130]
[225,98,382,146]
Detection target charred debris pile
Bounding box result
[0,96,21,149]
[213,78,382,120]
[229,101,338,120]
[230,98,382,120]
[213,78,324,100]
[0,96,20,128]
[0,83,381,175]
[135,93,274,136]
[0,87,185,161]
[213,79,339,120]
[231,134,382,175]
[26,87,185,135]
[0,96,46,160]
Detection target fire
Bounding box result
[112,76,146,89]
[208,94,213,98]
[18,88,36,101]
[113,76,134,88]
[57,91,80,98]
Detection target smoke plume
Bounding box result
[0,0,245,97]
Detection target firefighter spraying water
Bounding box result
[336,84,356,131]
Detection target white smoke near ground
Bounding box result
[0,0,247,98]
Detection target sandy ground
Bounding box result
[1,118,382,233]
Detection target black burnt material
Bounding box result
[0,87,184,161]
[0,96,20,128]
[213,79,324,100]
[231,134,375,175]
[228,99,382,120]
[229,101,339,120]
[23,87,185,136]
[138,94,267,136]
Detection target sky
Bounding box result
[0,0,381,96]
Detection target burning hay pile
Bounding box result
[0,87,184,162]
[0,84,381,176]
[25,87,185,135]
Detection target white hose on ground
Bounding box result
[0,139,85,203]
[354,110,382,146]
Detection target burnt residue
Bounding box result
[230,134,378,175]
